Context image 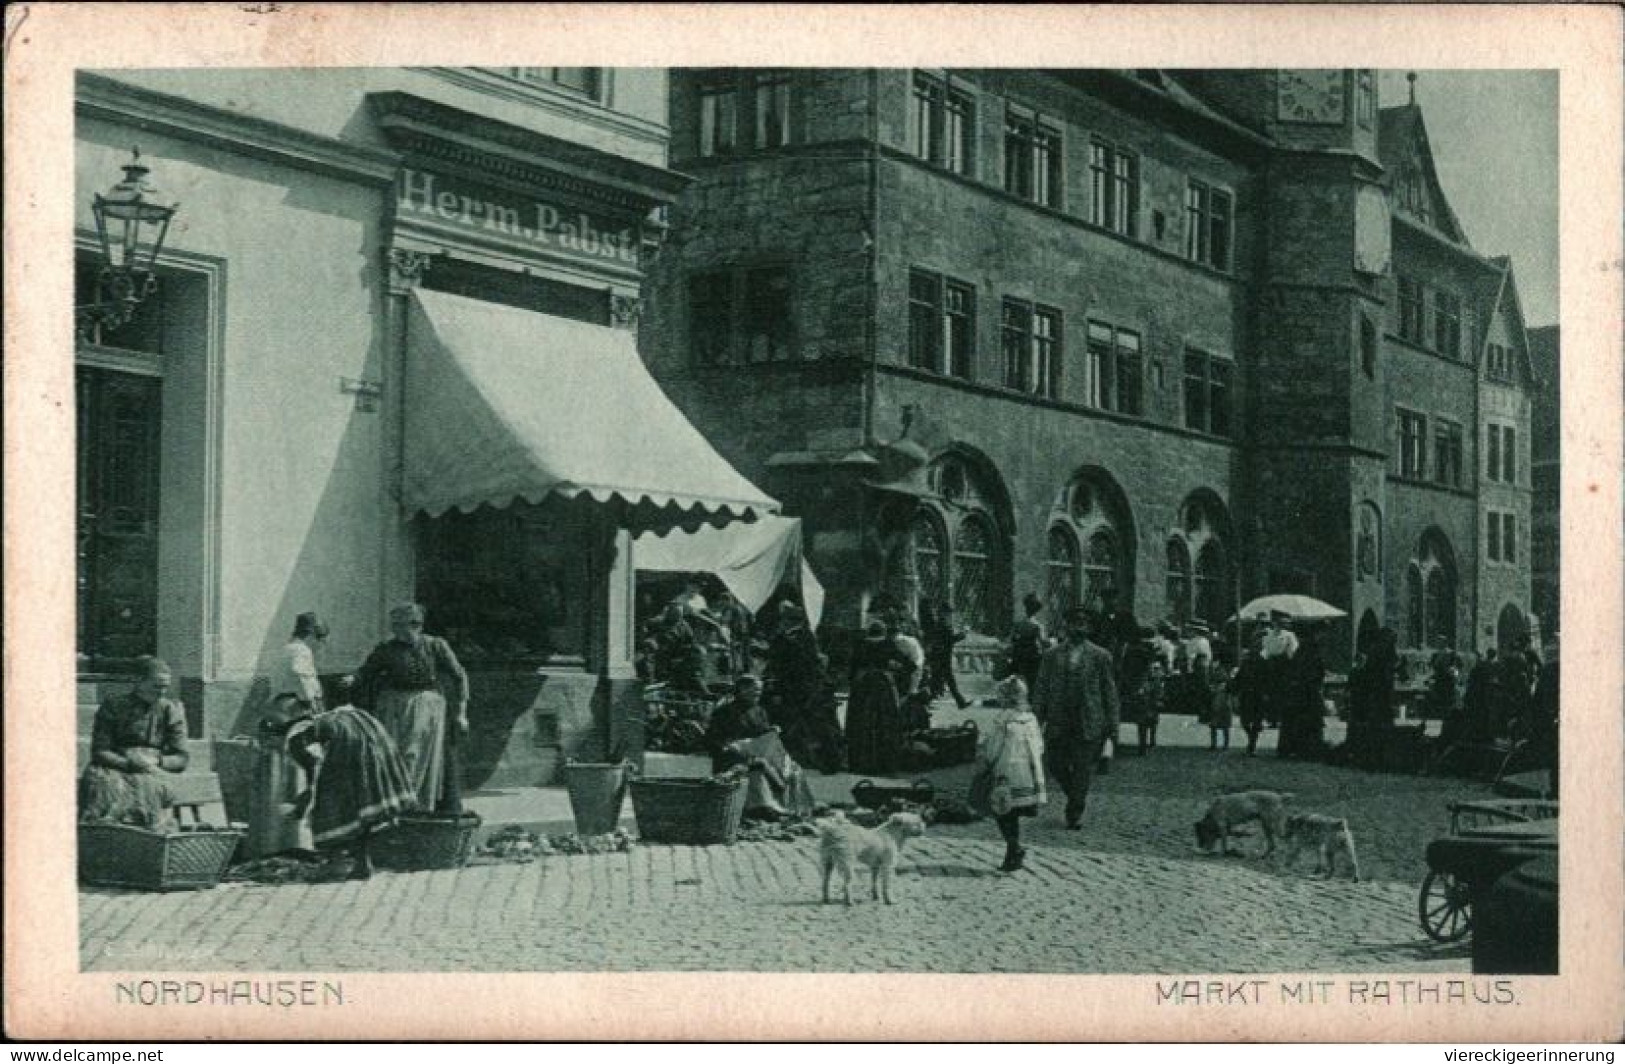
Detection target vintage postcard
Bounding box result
[4,2,1621,1043]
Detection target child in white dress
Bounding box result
[970,675,1048,872]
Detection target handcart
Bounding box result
[1416,798,1558,943]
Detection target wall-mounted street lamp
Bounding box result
[76,147,179,340]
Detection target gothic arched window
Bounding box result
[1166,537,1192,626]
[1045,525,1080,624]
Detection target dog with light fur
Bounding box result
[817,810,927,905]
[1194,789,1294,858]
[1279,812,1362,881]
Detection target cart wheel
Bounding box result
[1418,870,1473,942]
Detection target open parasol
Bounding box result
[1231,594,1348,623]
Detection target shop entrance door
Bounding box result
[77,365,162,670]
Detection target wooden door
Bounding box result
[77,365,161,669]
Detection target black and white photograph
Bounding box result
[6,3,1622,1044]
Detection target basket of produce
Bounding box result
[78,821,245,891]
[563,760,633,836]
[629,769,748,845]
[851,777,936,811]
[899,721,980,769]
[371,811,482,871]
[641,685,716,755]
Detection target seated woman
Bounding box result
[704,674,813,821]
[79,657,190,828]
[280,676,418,880]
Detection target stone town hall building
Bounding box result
[643,69,1540,668]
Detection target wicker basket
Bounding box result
[371,812,482,871]
[78,822,244,891]
[630,775,747,845]
[563,762,631,836]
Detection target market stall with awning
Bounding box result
[403,287,777,530]
[633,515,826,629]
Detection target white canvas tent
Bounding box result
[633,516,825,628]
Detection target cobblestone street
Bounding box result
[81,715,1492,974]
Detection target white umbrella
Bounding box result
[1231,594,1348,622]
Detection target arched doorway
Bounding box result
[1496,603,1529,656]
[1408,528,1458,649]
[1356,609,1382,658]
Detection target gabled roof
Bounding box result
[1379,104,1469,244]
[1481,256,1539,389]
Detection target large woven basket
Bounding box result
[371,812,482,871]
[78,822,244,891]
[630,775,747,845]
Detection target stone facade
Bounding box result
[1527,326,1560,644]
[646,68,1540,669]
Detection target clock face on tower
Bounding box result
[1277,69,1347,124]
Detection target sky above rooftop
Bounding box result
[1382,69,1560,327]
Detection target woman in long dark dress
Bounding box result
[282,677,418,880]
[78,656,190,827]
[844,620,910,774]
[919,600,971,709]
[763,602,844,772]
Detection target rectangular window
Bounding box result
[1001,299,1032,391]
[1033,307,1060,400]
[1356,70,1376,128]
[741,268,792,363]
[1184,180,1233,270]
[1434,420,1464,488]
[1504,513,1517,564]
[909,269,975,379]
[1398,276,1426,344]
[418,503,593,664]
[1486,342,1514,381]
[1184,349,1233,436]
[1398,409,1427,479]
[908,270,941,371]
[1504,426,1517,483]
[1086,321,1112,409]
[1000,299,1062,397]
[1488,511,1501,561]
[689,266,793,366]
[505,68,602,97]
[1115,329,1142,417]
[1085,321,1142,415]
[698,70,794,156]
[1487,424,1502,482]
[1434,290,1462,358]
[912,74,974,174]
[689,271,733,366]
[753,72,791,149]
[698,76,739,157]
[1005,111,1061,206]
[944,282,974,379]
[1090,139,1139,236]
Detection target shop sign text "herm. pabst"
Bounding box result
[397,169,640,266]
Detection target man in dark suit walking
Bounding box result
[1032,606,1121,830]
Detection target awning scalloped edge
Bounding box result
[410,483,777,523]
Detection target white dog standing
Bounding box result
[817,810,927,905]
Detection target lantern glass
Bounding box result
[91,150,178,276]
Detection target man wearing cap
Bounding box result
[249,611,329,856]
[1032,606,1120,830]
